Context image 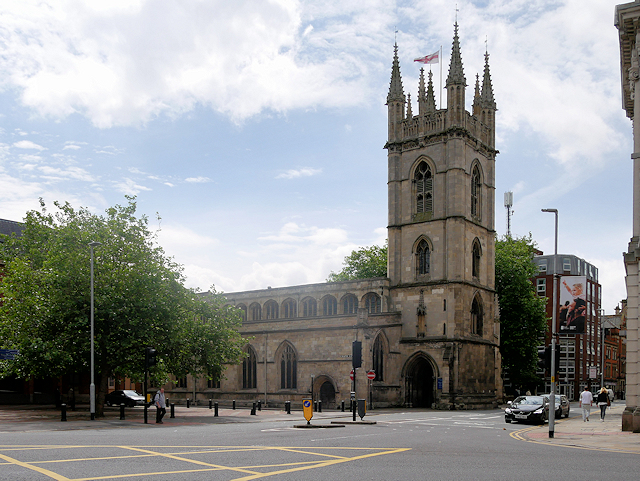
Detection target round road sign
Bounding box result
[367,370,376,380]
[349,369,354,381]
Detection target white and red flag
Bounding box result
[414,51,439,64]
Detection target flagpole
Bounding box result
[439,45,442,109]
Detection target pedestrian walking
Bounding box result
[154,388,166,424]
[579,386,593,422]
[596,387,610,422]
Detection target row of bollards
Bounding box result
[60,399,309,423]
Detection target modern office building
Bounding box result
[532,254,601,401]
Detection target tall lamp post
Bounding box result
[542,208,558,438]
[89,241,101,421]
[600,309,613,389]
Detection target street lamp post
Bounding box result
[600,309,613,389]
[542,208,558,438]
[89,241,101,421]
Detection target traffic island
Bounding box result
[293,423,345,429]
[330,420,377,425]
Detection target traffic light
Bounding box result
[537,346,547,371]
[145,347,157,371]
[352,341,362,369]
[544,345,552,372]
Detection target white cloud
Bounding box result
[184,176,211,183]
[113,177,151,195]
[13,140,46,150]
[276,167,322,179]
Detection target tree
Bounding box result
[327,242,388,282]
[495,235,548,393]
[0,197,245,415]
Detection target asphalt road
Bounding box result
[0,407,637,480]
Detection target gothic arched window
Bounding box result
[471,164,482,220]
[282,299,297,319]
[237,304,247,323]
[415,161,433,214]
[265,300,278,320]
[322,296,337,316]
[302,297,317,317]
[249,303,261,321]
[280,344,297,389]
[242,346,257,389]
[343,294,358,314]
[472,239,481,279]
[364,293,381,314]
[372,334,385,382]
[416,239,430,276]
[471,296,483,336]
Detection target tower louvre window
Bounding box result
[471,165,481,219]
[471,297,483,336]
[415,161,433,214]
[416,239,430,276]
[472,239,481,279]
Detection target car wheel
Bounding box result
[505,418,511,423]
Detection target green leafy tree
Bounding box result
[327,242,388,282]
[495,235,548,393]
[0,197,245,415]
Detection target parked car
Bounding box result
[104,390,145,407]
[504,395,549,424]
[544,394,570,419]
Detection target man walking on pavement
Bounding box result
[154,388,166,424]
[579,386,593,422]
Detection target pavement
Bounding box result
[516,403,640,454]
[0,402,638,454]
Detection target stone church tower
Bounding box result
[168,23,501,410]
[385,22,500,408]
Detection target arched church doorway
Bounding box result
[319,381,336,407]
[404,355,436,408]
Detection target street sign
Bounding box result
[0,349,18,360]
[350,369,354,381]
[437,377,443,390]
[367,370,375,380]
[302,399,313,423]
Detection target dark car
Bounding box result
[104,390,145,407]
[545,394,570,419]
[504,395,549,424]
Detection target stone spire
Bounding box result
[407,93,413,119]
[425,70,437,113]
[418,68,427,115]
[473,73,481,116]
[445,22,466,88]
[387,42,405,143]
[480,51,496,110]
[387,43,405,103]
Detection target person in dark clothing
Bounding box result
[596,387,610,422]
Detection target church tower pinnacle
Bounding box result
[387,43,405,142]
[445,22,466,125]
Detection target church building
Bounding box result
[180,23,501,410]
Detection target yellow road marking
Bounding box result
[231,448,411,481]
[0,452,71,481]
[0,444,411,480]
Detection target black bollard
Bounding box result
[170,403,175,418]
[318,400,322,413]
[120,403,125,420]
[186,398,190,408]
[285,401,291,414]
[251,402,256,415]
[232,400,236,410]
[214,402,219,417]
[257,400,261,411]
[144,404,148,424]
[209,399,212,409]
[61,403,67,422]
[341,400,345,412]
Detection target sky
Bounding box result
[0,0,632,314]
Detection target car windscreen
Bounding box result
[513,396,544,405]
[123,390,141,397]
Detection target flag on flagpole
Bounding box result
[414,51,439,65]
